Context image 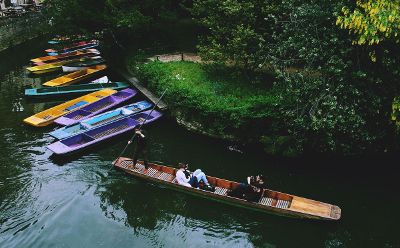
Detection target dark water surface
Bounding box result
[0,39,399,248]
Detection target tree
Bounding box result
[336,0,400,45]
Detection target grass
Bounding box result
[131,60,282,140]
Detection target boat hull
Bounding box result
[24,81,128,99]
[113,158,341,221]
[23,89,117,127]
[54,88,137,126]
[47,110,162,154]
[49,101,153,140]
[43,65,107,87]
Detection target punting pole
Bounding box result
[112,88,167,166]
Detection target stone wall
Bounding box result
[0,13,47,52]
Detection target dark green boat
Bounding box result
[25,81,129,99]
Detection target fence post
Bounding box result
[181,53,184,61]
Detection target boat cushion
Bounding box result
[64,101,88,111]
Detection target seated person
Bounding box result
[175,163,214,191]
[247,174,266,189]
[228,174,265,202]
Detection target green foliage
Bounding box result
[43,0,189,34]
[132,61,281,140]
[336,0,400,45]
[192,0,396,155]
[192,0,274,70]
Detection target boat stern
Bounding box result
[47,141,72,155]
[23,116,47,127]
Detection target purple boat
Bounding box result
[47,110,162,155]
[54,88,137,126]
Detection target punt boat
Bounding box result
[25,81,128,99]
[30,49,100,65]
[54,88,137,126]
[113,158,342,221]
[62,57,106,72]
[23,89,117,127]
[43,65,107,87]
[49,100,152,140]
[45,40,99,55]
[26,59,82,74]
[47,110,162,155]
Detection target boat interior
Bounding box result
[116,159,294,210]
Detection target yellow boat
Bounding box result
[23,89,117,127]
[30,49,99,64]
[26,59,81,74]
[43,65,107,87]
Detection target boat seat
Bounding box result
[158,172,173,181]
[146,168,158,177]
[276,199,290,209]
[120,159,132,169]
[133,163,145,173]
[259,197,274,206]
[214,187,228,196]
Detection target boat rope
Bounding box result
[112,88,167,166]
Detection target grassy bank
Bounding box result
[129,60,294,154]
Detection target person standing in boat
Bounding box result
[128,127,149,169]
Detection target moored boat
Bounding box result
[113,158,342,220]
[30,49,100,65]
[54,88,137,126]
[47,110,162,154]
[26,59,82,74]
[42,65,107,87]
[49,100,153,140]
[25,81,127,99]
[61,57,106,72]
[23,89,117,127]
[45,40,99,55]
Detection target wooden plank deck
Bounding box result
[112,68,168,110]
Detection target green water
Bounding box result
[0,39,399,248]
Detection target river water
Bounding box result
[0,39,399,248]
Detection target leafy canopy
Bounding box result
[336,0,400,45]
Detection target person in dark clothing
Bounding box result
[128,128,149,169]
[227,174,265,202]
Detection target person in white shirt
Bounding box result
[175,163,213,190]
[176,163,197,187]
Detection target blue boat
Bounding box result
[49,100,153,140]
[25,81,129,99]
[47,110,162,155]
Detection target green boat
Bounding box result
[25,81,130,99]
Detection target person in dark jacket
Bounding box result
[227,174,265,202]
[128,128,149,169]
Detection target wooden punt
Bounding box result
[26,59,82,74]
[30,49,100,65]
[45,40,99,55]
[42,65,107,87]
[54,88,137,126]
[23,89,117,127]
[49,100,153,140]
[47,110,162,155]
[113,158,342,221]
[24,81,128,99]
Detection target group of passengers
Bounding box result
[128,127,265,202]
[175,163,265,202]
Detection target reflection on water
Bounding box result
[0,38,399,248]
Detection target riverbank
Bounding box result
[0,13,47,52]
[128,58,299,156]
